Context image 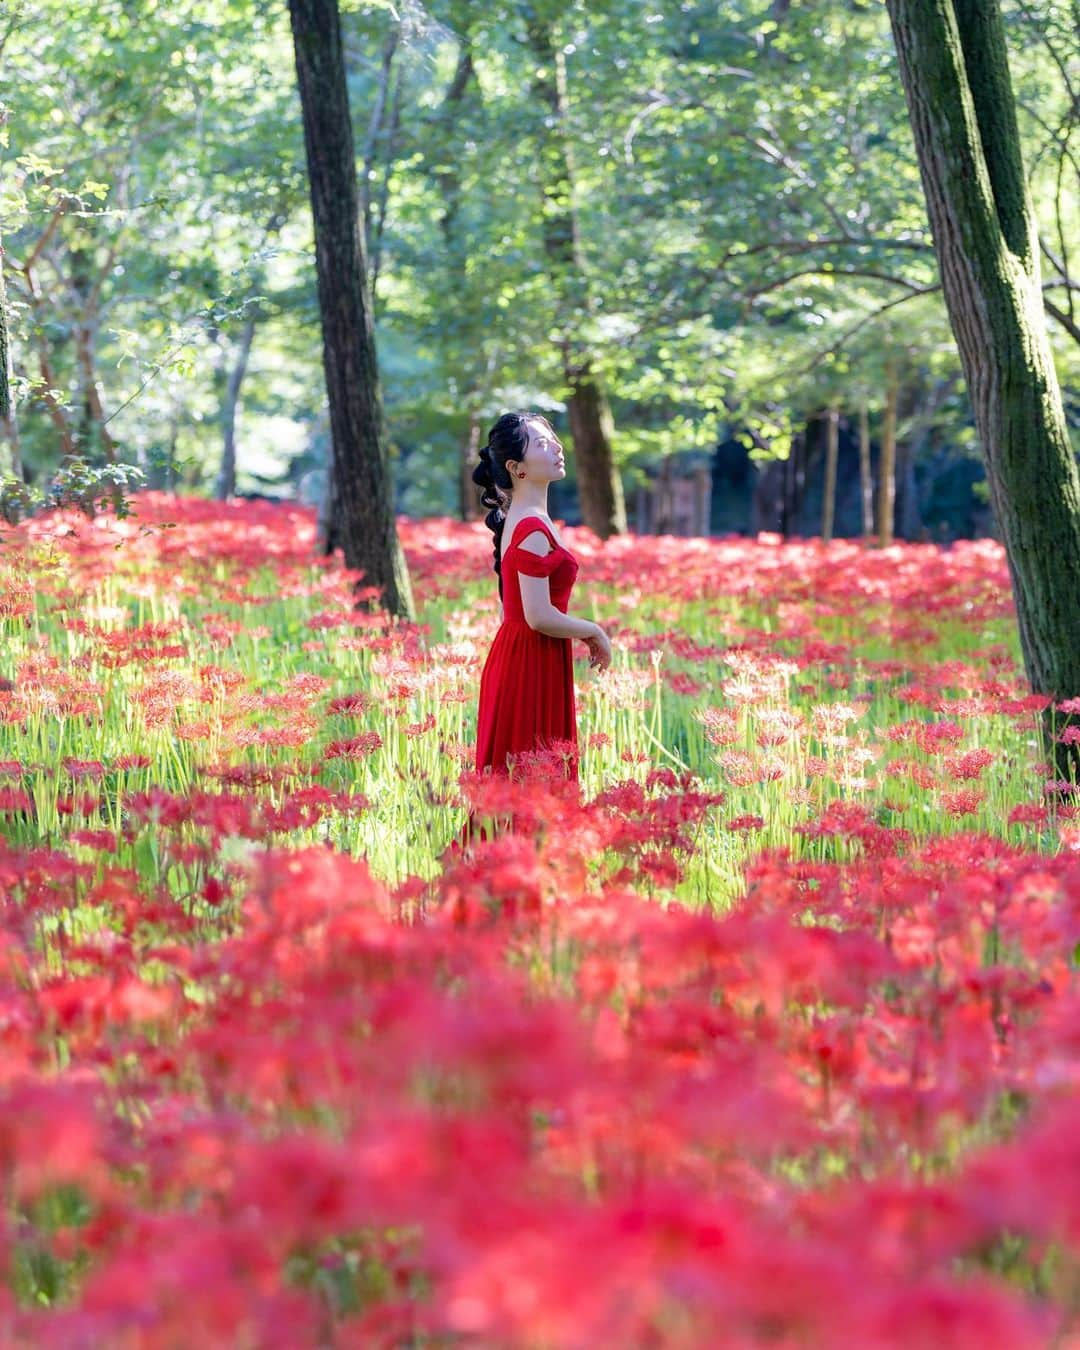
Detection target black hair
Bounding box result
[472,410,553,600]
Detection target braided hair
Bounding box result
[472,410,553,600]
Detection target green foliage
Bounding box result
[0,0,1075,518]
[0,457,145,525]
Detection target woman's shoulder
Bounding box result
[505,514,562,550]
[501,514,546,557]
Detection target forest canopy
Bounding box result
[0,0,1076,537]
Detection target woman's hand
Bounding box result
[585,627,612,671]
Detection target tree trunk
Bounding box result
[460,411,482,521]
[0,232,22,480]
[693,464,712,536]
[288,0,415,620]
[33,343,76,459]
[887,0,1080,772]
[878,359,898,546]
[74,319,116,463]
[69,231,117,465]
[782,423,807,537]
[895,376,948,540]
[858,405,873,537]
[360,23,400,281]
[525,12,626,539]
[165,413,179,492]
[425,43,484,524]
[895,435,921,540]
[566,377,626,537]
[821,405,839,542]
[215,312,257,501]
[0,234,9,428]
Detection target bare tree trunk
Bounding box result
[461,411,482,521]
[878,359,898,546]
[215,312,257,501]
[16,247,77,459]
[360,24,400,276]
[214,213,285,501]
[74,320,116,463]
[165,413,179,492]
[288,0,415,619]
[525,11,626,538]
[34,344,76,459]
[693,463,712,536]
[895,376,950,540]
[0,231,22,480]
[895,436,921,540]
[0,234,9,430]
[68,227,118,464]
[782,423,807,537]
[858,405,873,537]
[888,0,1080,774]
[821,405,839,542]
[424,42,485,525]
[369,65,403,309]
[565,376,626,537]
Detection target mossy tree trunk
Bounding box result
[288,0,415,619]
[887,0,1080,772]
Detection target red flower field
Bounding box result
[0,493,1076,1346]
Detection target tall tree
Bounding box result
[288,0,415,619]
[878,358,898,547]
[0,232,22,481]
[523,5,626,539]
[424,39,484,521]
[821,405,839,543]
[886,0,1080,769]
[857,406,873,539]
[0,229,11,458]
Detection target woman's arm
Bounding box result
[516,532,604,641]
[521,579,603,639]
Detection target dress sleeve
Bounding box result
[513,532,561,577]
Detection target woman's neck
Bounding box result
[510,481,550,515]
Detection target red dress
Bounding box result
[475,515,580,781]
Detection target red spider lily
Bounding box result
[326,691,368,716]
[945,748,995,780]
[0,788,31,815]
[3,496,1080,1341]
[323,731,383,760]
[1007,802,1049,827]
[727,814,764,832]
[942,788,985,817]
[0,1081,108,1203]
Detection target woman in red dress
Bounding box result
[471,410,612,789]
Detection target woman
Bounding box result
[471,410,612,786]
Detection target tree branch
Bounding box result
[1045,296,1080,348]
[744,267,933,300]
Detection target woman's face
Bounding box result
[518,418,566,483]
